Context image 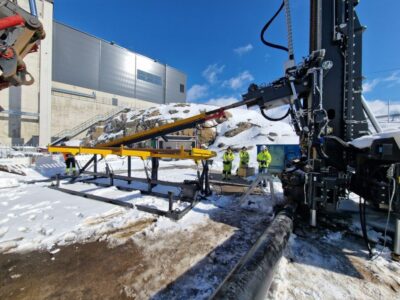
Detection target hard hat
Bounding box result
[261,145,266,151]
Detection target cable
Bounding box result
[359,196,373,257]
[260,1,289,53]
[372,176,396,260]
[260,107,290,121]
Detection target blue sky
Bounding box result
[54,0,400,108]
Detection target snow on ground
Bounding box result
[0,158,208,253]
[1,103,400,298]
[268,230,400,300]
[0,177,18,189]
[0,152,277,255]
[2,157,399,299]
[0,157,278,299]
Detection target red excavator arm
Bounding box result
[0,0,45,90]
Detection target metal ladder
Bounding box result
[51,106,129,145]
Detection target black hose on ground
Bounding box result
[359,196,373,257]
[211,203,296,300]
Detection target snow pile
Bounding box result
[209,106,297,170]
[0,177,19,189]
[96,103,298,172]
[64,139,82,146]
[125,103,218,122]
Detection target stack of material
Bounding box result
[237,167,255,177]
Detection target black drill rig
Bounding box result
[239,0,400,225]
[213,2,400,297]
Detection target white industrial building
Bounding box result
[0,0,187,146]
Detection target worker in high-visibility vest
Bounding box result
[257,145,272,186]
[222,146,235,180]
[239,146,250,168]
[60,143,77,176]
[63,152,76,176]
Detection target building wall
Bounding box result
[51,81,155,137]
[52,22,187,105]
[0,1,187,147]
[39,0,53,146]
[0,0,45,146]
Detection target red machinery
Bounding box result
[0,0,45,89]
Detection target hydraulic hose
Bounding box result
[359,196,373,257]
[260,1,289,53]
[260,107,290,121]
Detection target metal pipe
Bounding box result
[211,204,295,300]
[168,191,173,212]
[127,156,132,184]
[29,0,38,17]
[361,95,382,133]
[110,173,114,186]
[51,87,96,99]
[395,218,400,256]
[310,209,317,227]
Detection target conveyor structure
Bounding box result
[47,145,216,161]
[97,109,227,147]
[47,143,216,220]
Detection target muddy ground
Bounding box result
[0,199,272,300]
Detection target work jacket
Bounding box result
[239,150,249,166]
[257,150,272,168]
[223,151,234,164]
[63,153,74,161]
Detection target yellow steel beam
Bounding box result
[97,112,208,147]
[47,145,216,160]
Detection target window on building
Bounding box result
[180,84,185,93]
[137,69,162,86]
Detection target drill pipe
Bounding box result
[211,204,295,300]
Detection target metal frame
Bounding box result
[239,173,275,205]
[52,170,205,220]
[46,149,212,219]
[48,145,216,161]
